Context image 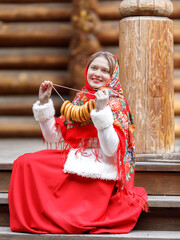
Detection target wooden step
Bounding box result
[0,70,69,94]
[0,194,180,231]
[0,227,179,240]
[1,193,180,208]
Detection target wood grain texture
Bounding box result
[0,3,72,22]
[0,21,179,46]
[120,0,173,17]
[0,22,73,47]
[135,172,180,195]
[0,70,69,94]
[135,208,180,231]
[0,117,41,137]
[119,17,174,153]
[0,48,70,69]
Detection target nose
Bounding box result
[94,69,101,77]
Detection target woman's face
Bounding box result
[87,56,111,89]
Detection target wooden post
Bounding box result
[69,0,100,95]
[119,0,174,154]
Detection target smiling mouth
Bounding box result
[92,78,102,83]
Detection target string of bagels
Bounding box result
[44,82,97,123]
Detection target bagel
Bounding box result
[75,106,82,122]
[79,105,87,122]
[63,102,73,120]
[61,100,70,116]
[83,102,90,120]
[71,105,77,121]
[65,103,74,121]
[88,99,96,113]
[60,99,96,122]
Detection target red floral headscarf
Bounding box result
[56,54,148,211]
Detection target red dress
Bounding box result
[9,149,147,234]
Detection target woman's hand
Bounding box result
[95,89,109,112]
[39,80,53,105]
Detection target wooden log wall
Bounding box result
[0,0,180,141]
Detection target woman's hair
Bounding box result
[87,51,116,76]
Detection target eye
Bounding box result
[91,66,97,70]
[102,69,109,73]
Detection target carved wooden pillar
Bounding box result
[69,0,100,94]
[119,0,174,154]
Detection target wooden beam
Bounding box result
[0,3,72,22]
[0,117,41,137]
[0,0,70,2]
[0,70,69,94]
[0,96,64,116]
[0,48,70,69]
[0,21,180,47]
[0,22,73,47]
[174,77,180,92]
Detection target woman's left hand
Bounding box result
[95,89,109,112]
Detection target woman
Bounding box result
[9,51,148,234]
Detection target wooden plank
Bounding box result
[0,117,41,137]
[0,228,180,238]
[0,70,69,94]
[0,21,179,47]
[0,0,71,3]
[174,77,180,92]
[135,172,180,195]
[0,172,11,193]
[174,99,180,115]
[0,3,71,22]
[0,206,9,227]
[0,48,70,69]
[135,208,180,231]
[175,121,180,137]
[1,193,180,207]
[135,162,180,172]
[0,96,65,116]
[148,196,180,208]
[0,22,73,47]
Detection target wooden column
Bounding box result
[119,0,174,154]
[69,0,100,94]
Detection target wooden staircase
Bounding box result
[0,0,180,239]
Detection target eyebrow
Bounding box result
[91,64,109,71]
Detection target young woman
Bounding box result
[8,51,148,234]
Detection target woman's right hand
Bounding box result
[39,80,53,105]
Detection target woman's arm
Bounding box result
[91,89,119,157]
[91,106,119,157]
[33,99,62,143]
[32,80,62,143]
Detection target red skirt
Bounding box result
[9,149,147,234]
